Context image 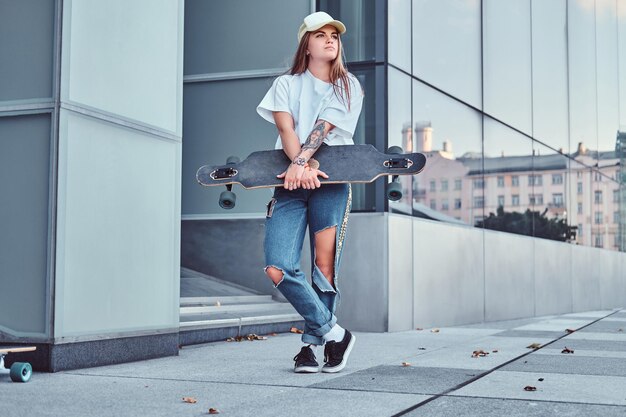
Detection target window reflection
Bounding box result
[595,0,620,155]
[412,0,482,107]
[388,67,412,214]
[531,0,568,151]
[483,0,532,133]
[411,79,482,224]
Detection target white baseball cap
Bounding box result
[297,11,346,42]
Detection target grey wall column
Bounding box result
[1,0,185,371]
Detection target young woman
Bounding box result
[256,11,363,373]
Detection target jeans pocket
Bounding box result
[266,198,277,218]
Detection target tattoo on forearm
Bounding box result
[301,121,326,151]
[292,157,306,166]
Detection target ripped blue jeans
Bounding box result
[264,183,351,345]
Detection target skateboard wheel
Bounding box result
[386,181,403,201]
[387,146,403,154]
[219,190,236,209]
[226,156,240,164]
[9,362,32,383]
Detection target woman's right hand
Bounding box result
[277,162,306,190]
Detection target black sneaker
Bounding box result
[322,330,356,373]
[293,345,319,373]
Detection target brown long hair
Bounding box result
[290,31,352,110]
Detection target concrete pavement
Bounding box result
[1,308,625,416]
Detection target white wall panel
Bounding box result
[388,214,413,331]
[55,111,180,337]
[534,237,572,316]
[484,230,534,321]
[412,219,484,328]
[62,0,183,134]
[571,244,601,311]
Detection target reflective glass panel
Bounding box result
[483,0,532,133]
[0,113,50,334]
[481,117,534,235]
[184,0,310,74]
[388,67,412,214]
[568,0,597,155]
[568,157,594,247]
[531,141,569,242]
[412,0,482,108]
[596,0,620,154]
[531,0,568,151]
[619,0,626,127]
[412,79,482,226]
[319,0,377,62]
[0,0,54,101]
[388,0,411,72]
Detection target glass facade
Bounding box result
[181,0,625,250]
[378,0,624,251]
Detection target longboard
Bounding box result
[196,144,426,209]
[0,346,36,382]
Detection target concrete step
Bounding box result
[180,295,273,307]
[180,301,294,316]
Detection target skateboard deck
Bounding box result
[0,346,36,383]
[196,144,426,209]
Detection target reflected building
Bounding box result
[414,124,622,249]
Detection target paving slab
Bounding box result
[501,353,626,377]
[403,396,626,417]
[453,370,626,406]
[68,330,498,387]
[0,372,295,417]
[453,315,559,330]
[512,319,595,332]
[309,365,481,395]
[399,336,556,370]
[534,348,626,359]
[538,338,626,352]
[565,332,626,342]
[233,387,431,417]
[576,321,626,333]
[492,330,568,339]
[559,310,618,318]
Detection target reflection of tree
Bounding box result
[477,206,577,242]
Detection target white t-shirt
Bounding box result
[257,69,364,150]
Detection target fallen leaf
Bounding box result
[526,343,542,349]
[415,328,423,331]
[492,349,499,353]
[565,328,576,333]
[561,347,574,354]
[524,386,537,391]
[183,397,198,404]
[402,362,411,367]
[226,337,234,342]
[418,347,426,350]
[430,328,440,333]
[472,350,489,358]
[290,327,304,334]
[269,332,278,336]
[208,408,220,414]
[538,378,544,382]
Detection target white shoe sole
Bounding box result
[294,365,319,373]
[322,334,356,373]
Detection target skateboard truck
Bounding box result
[210,167,238,180]
[218,156,240,209]
[385,146,404,201]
